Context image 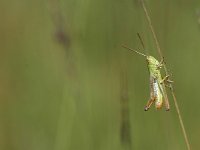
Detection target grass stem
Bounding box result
[140,0,191,150]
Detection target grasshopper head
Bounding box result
[146,56,159,67]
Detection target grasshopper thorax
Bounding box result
[146,56,161,78]
[146,56,160,67]
[146,56,159,65]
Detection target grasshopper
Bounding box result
[122,37,172,111]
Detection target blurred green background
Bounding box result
[0,0,200,149]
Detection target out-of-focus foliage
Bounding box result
[0,0,200,150]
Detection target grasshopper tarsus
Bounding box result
[167,79,174,83]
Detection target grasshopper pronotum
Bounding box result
[122,35,172,111]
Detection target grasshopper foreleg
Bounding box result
[160,75,173,85]
[156,57,165,69]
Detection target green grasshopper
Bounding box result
[122,38,172,111]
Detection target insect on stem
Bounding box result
[122,39,170,111]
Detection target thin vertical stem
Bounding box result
[120,68,132,150]
[140,0,191,150]
[48,1,80,150]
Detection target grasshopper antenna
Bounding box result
[122,45,147,57]
[137,33,149,55]
[137,33,145,50]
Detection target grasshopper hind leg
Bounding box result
[145,76,156,111]
[144,97,156,111]
[165,99,170,111]
[160,76,172,111]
